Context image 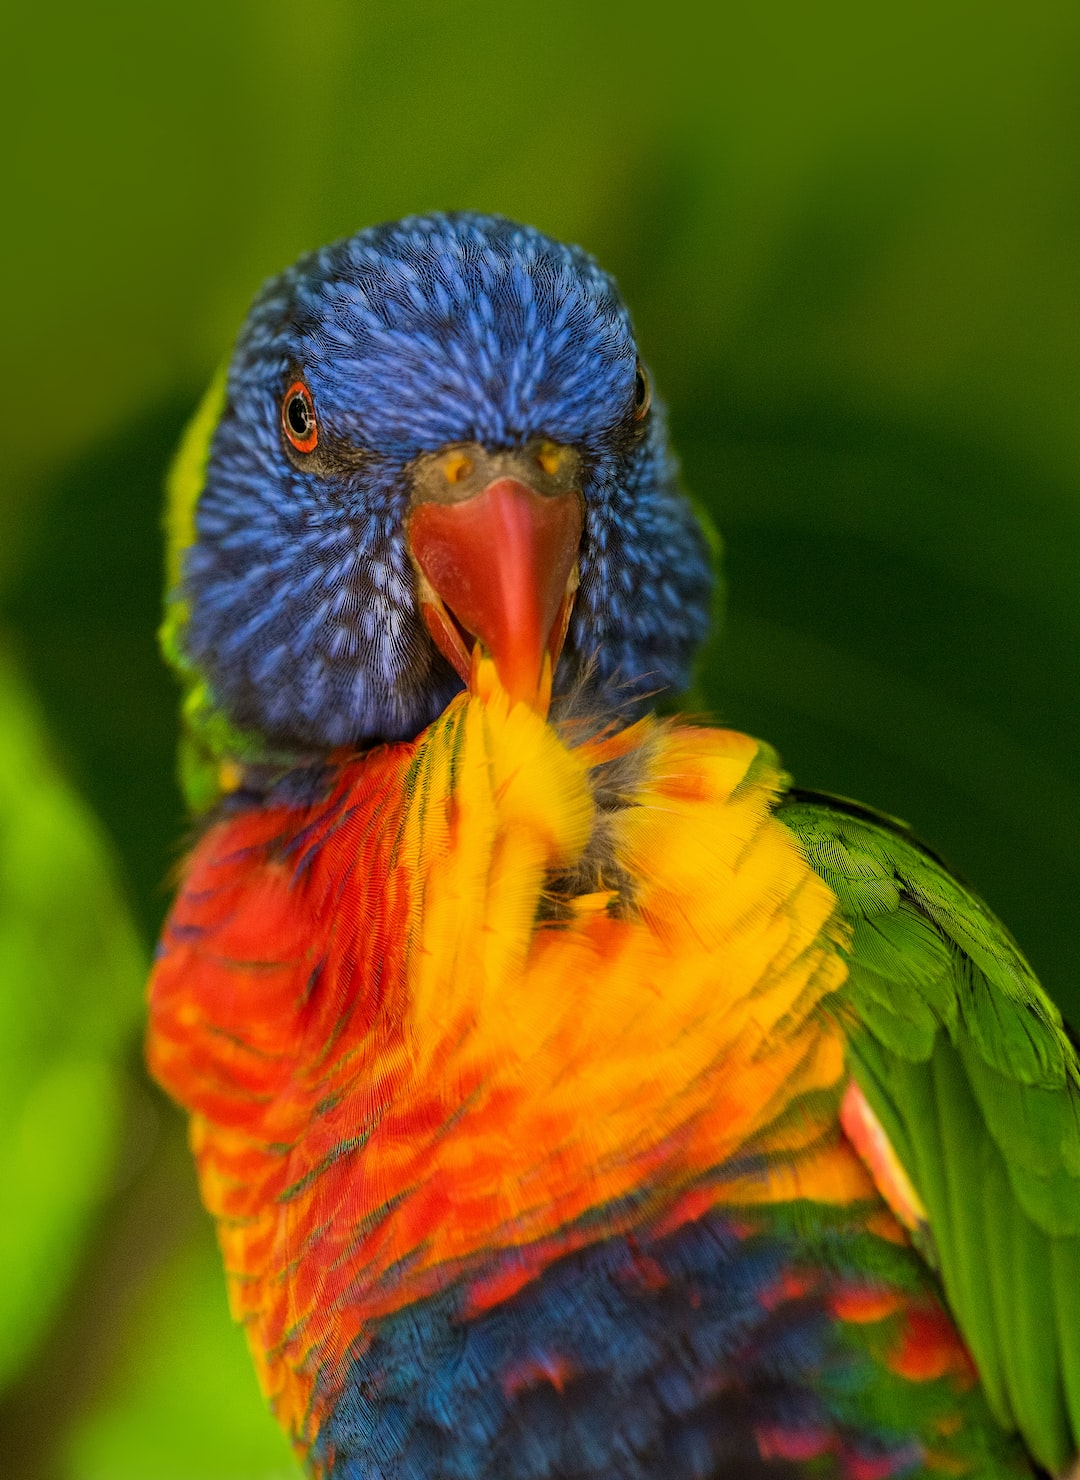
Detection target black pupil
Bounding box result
[287,393,312,437]
[634,368,647,408]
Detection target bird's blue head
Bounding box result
[164,212,715,804]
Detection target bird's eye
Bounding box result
[282,381,318,453]
[633,361,651,421]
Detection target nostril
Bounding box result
[536,442,563,477]
[443,452,474,485]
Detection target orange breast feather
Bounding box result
[148,681,866,1444]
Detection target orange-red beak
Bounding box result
[407,451,583,716]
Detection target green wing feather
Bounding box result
[780,790,1080,1476]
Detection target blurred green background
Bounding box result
[3,1,1080,1475]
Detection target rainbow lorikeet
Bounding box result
[147,213,1080,1480]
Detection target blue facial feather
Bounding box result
[184,213,713,749]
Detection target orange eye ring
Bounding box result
[632,361,651,421]
[282,380,318,453]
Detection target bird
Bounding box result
[147,212,1080,1480]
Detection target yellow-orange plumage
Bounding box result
[150,670,880,1447]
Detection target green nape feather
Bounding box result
[780,791,1080,1477]
[160,371,301,812]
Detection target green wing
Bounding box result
[780,790,1080,1476]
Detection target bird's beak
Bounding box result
[406,442,584,716]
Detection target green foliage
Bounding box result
[64,1223,300,1480]
[0,652,144,1390]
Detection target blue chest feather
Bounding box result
[313,1213,948,1480]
